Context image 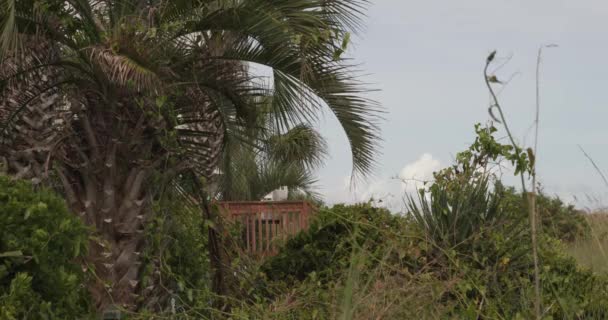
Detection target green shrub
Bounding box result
[247,123,603,319]
[248,203,436,320]
[136,197,213,317]
[408,176,523,251]
[537,193,590,242]
[233,193,608,319]
[0,176,92,319]
[255,180,608,319]
[496,186,591,242]
[407,173,608,319]
[261,203,401,283]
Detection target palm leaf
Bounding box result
[183,0,382,179]
[86,46,163,92]
[0,0,19,58]
[266,123,328,169]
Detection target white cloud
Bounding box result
[398,153,442,194]
[325,153,442,212]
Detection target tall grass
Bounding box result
[566,212,608,273]
[570,143,608,274]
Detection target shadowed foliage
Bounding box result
[0,176,91,319]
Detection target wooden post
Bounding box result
[265,212,271,254]
[272,216,275,255]
[281,210,286,240]
[251,211,256,253]
[302,202,308,229]
[258,211,263,255]
[245,213,250,253]
[289,211,294,235]
[298,206,303,234]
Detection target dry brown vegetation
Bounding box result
[567,211,608,273]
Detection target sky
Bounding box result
[314,0,608,212]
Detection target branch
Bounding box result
[578,144,608,189]
[483,53,527,194]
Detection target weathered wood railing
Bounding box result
[217,201,316,256]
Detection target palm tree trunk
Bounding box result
[58,162,152,311]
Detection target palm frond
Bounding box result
[255,162,318,200]
[0,0,20,58]
[266,123,328,170]
[225,45,381,179]
[87,46,163,92]
[180,0,382,179]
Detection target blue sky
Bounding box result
[315,0,608,211]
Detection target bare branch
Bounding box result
[578,144,608,189]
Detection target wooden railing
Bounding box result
[217,201,316,256]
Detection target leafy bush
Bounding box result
[136,196,213,317]
[495,186,590,242]
[261,203,401,283]
[247,203,441,320]
[536,192,590,242]
[407,173,608,319]
[0,176,92,319]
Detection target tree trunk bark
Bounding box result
[51,101,172,312]
[59,165,152,311]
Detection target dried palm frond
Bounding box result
[87,46,163,92]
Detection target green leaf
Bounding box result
[155,96,167,109]
[187,289,193,302]
[60,219,70,231]
[0,250,23,258]
[341,32,351,51]
[73,240,81,258]
[204,220,216,230]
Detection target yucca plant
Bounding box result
[408,175,511,250]
[0,0,380,312]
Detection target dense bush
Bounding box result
[250,183,608,319]
[248,204,428,319]
[0,176,92,319]
[135,197,213,317]
[536,192,590,242]
[261,203,402,283]
[496,186,590,242]
[407,172,608,319]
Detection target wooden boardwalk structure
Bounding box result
[218,201,316,256]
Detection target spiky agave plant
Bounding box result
[408,175,510,250]
[0,0,380,312]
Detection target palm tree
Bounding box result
[0,0,380,312]
[216,99,327,201]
